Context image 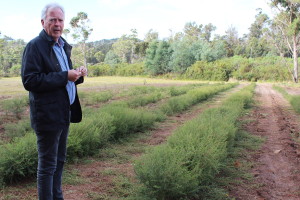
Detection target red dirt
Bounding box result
[230,83,300,200]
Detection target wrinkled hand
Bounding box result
[76,66,88,77]
[68,69,82,82]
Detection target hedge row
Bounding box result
[134,83,255,199]
[0,83,236,186]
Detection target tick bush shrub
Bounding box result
[67,111,115,160]
[0,132,37,186]
[80,90,113,106]
[100,104,159,139]
[134,84,255,199]
[1,96,28,119]
[127,92,163,108]
[159,83,236,116]
[4,117,31,141]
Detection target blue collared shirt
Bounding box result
[53,38,76,105]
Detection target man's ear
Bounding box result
[41,19,44,26]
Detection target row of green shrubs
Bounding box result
[273,85,300,114]
[0,83,236,186]
[0,84,205,143]
[86,56,291,82]
[134,83,255,199]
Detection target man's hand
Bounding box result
[76,66,88,77]
[68,69,82,82]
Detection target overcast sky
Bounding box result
[0,0,274,43]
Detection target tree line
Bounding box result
[0,0,299,82]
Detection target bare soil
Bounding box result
[230,83,300,200]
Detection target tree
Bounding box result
[224,26,240,57]
[246,9,270,58]
[70,12,93,68]
[110,29,139,63]
[183,22,202,41]
[144,29,159,43]
[270,0,300,82]
[145,40,172,75]
[202,23,216,41]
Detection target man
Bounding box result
[21,3,87,200]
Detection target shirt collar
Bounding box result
[55,37,65,47]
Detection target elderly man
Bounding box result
[21,3,87,200]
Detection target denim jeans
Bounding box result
[35,125,69,200]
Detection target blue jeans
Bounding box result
[35,125,69,200]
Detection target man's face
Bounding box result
[41,7,64,42]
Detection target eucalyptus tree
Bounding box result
[70,12,93,68]
[110,29,139,63]
[270,0,300,82]
[246,9,270,58]
[224,26,240,57]
[144,29,159,43]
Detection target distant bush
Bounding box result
[115,62,145,76]
[88,63,114,76]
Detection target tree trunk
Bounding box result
[293,35,298,83]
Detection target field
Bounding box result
[1,77,300,200]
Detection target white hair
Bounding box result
[41,3,65,20]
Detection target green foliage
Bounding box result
[4,118,31,141]
[115,62,145,76]
[159,84,236,116]
[184,60,231,81]
[127,92,163,108]
[134,84,255,199]
[88,63,114,76]
[68,111,115,160]
[80,90,113,106]
[100,104,159,139]
[1,96,28,119]
[145,40,172,75]
[0,132,37,186]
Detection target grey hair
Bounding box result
[41,3,65,20]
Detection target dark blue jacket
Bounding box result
[21,30,82,131]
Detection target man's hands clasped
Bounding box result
[68,66,87,82]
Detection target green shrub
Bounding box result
[4,118,31,141]
[1,96,28,119]
[100,104,159,139]
[115,63,145,76]
[88,63,114,76]
[80,91,113,106]
[159,84,236,116]
[127,92,163,108]
[0,132,37,186]
[134,84,255,199]
[68,111,115,160]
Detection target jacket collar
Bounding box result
[39,29,71,49]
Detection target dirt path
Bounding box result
[231,83,300,200]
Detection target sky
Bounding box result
[0,0,274,43]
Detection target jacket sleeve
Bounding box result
[21,42,69,93]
